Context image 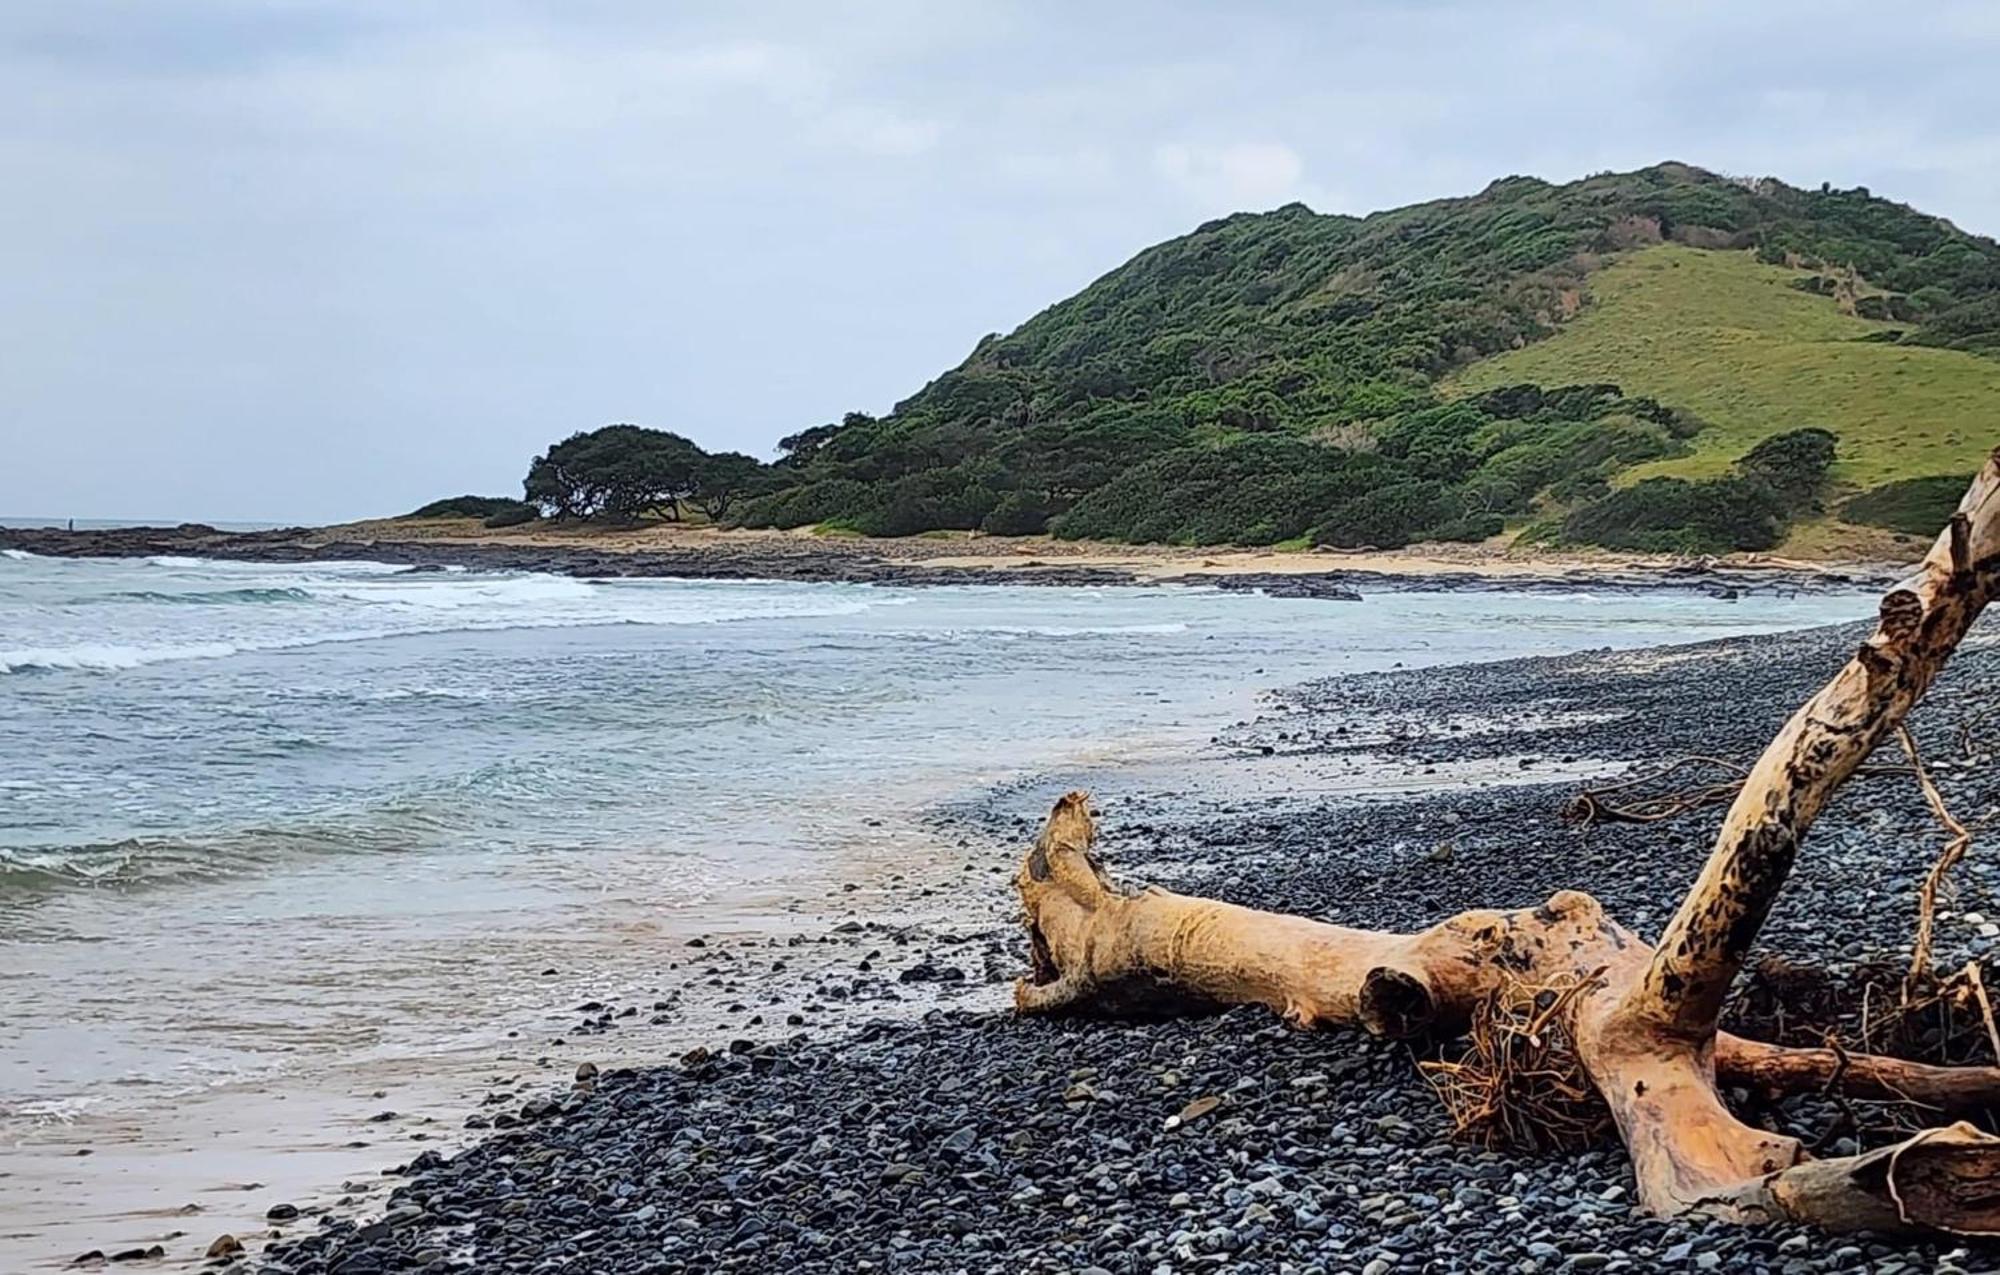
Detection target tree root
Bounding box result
[1012,449,2000,1234]
[1419,969,1613,1153]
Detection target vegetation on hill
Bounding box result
[405,494,542,528]
[1838,473,1980,536]
[718,163,1999,550]
[470,166,1993,554]
[1053,384,1696,548]
[407,495,527,520]
[1452,244,2000,502]
[1550,427,1836,553]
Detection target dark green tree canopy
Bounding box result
[526,425,715,522]
[692,451,770,520]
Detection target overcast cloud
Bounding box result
[6,1,2000,521]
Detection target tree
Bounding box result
[1012,453,2000,1236]
[595,425,703,521]
[525,433,609,520]
[778,415,873,469]
[692,452,767,520]
[522,425,703,522]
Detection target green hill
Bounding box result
[736,163,2000,555]
[1452,243,1999,491]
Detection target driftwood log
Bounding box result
[1015,449,2000,1235]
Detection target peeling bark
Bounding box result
[1014,450,2000,1235]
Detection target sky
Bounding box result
[6,2,2000,522]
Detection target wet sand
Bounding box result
[0,818,1004,1271]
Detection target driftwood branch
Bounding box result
[1014,449,2000,1235]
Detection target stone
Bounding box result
[940,1126,977,1154]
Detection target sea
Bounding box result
[0,550,1874,1140]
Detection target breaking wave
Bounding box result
[0,565,907,675]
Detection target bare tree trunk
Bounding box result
[1015,449,2000,1235]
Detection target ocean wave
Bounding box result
[1,548,36,561]
[106,586,314,605]
[0,597,896,675]
[3,566,924,676]
[4,1094,111,1125]
[0,822,388,897]
[0,837,257,892]
[360,685,495,702]
[896,621,1192,640]
[0,641,245,673]
[310,572,604,610]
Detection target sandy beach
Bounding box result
[330,513,1926,578]
[0,517,1918,600]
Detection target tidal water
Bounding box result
[0,551,1872,1128]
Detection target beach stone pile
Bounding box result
[259,620,2000,1275]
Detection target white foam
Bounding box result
[0,574,907,675]
[361,685,496,702]
[1,548,34,561]
[0,641,244,673]
[897,621,1191,640]
[8,1095,108,1125]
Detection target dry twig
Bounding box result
[1899,724,1976,991]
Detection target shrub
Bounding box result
[1560,476,1786,553]
[1839,474,1975,535]
[481,502,539,528]
[1737,428,1837,504]
[1310,480,1461,549]
[1557,430,1833,553]
[1428,513,1505,543]
[407,495,522,519]
[1055,441,1394,545]
[733,479,881,530]
[847,471,1001,538]
[981,491,1060,536]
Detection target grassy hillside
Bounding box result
[1452,244,1999,492]
[728,164,2000,553]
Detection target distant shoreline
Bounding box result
[0,516,1911,598]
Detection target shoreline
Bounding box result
[0,519,1910,598]
[5,590,1971,1272]
[248,618,2000,1275]
[1,813,1014,1273]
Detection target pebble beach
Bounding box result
[246,618,2000,1275]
